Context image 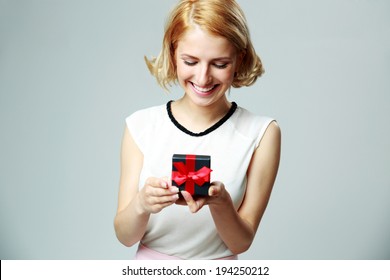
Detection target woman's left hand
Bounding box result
[175,181,229,213]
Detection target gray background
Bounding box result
[0,0,389,259]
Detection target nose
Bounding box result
[196,63,212,86]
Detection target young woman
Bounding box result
[114,0,281,260]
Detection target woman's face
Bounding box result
[175,25,240,107]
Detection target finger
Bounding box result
[194,197,207,211]
[147,193,179,206]
[144,179,179,197]
[140,189,178,212]
[180,191,192,203]
[209,182,223,197]
[161,176,172,188]
[181,191,201,213]
[162,193,180,203]
[148,186,179,197]
[145,177,169,189]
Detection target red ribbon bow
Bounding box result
[172,156,212,195]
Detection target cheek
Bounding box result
[217,69,235,83]
[176,66,191,89]
[176,64,190,81]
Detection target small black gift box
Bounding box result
[171,154,212,196]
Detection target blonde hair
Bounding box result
[145,0,264,91]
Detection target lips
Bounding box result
[190,82,219,96]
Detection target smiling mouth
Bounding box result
[191,82,219,93]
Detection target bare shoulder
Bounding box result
[264,120,281,141]
[250,119,281,174]
[257,120,281,154]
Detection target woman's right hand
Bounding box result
[136,177,180,214]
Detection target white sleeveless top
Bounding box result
[126,101,274,259]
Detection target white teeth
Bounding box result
[193,83,215,92]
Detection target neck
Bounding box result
[172,96,232,133]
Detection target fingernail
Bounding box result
[172,194,179,200]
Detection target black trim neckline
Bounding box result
[166,100,237,137]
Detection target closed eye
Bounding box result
[183,60,229,69]
[184,60,197,66]
[213,63,228,69]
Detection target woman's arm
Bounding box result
[114,127,179,247]
[181,121,281,254]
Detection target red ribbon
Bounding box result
[172,155,212,195]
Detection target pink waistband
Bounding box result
[135,243,238,260]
